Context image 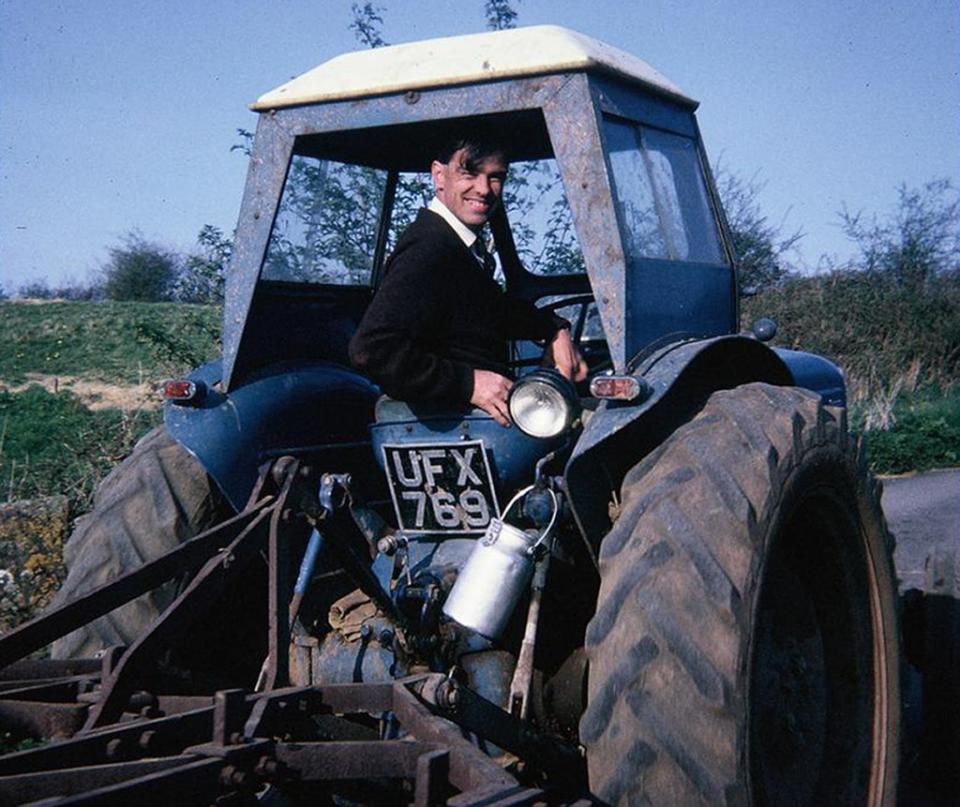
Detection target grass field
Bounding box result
[853,389,960,474]
[0,301,219,513]
[0,301,220,385]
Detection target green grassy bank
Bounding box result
[742,267,960,474]
[0,300,220,384]
[1,301,219,512]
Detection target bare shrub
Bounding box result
[101,232,179,302]
[714,164,803,294]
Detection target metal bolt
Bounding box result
[437,680,460,708]
[272,456,297,484]
[220,765,250,788]
[377,533,405,556]
[105,738,124,759]
[138,730,158,752]
[255,755,280,779]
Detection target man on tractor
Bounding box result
[348,134,587,426]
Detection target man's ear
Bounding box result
[430,160,444,191]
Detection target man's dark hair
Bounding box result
[434,135,506,172]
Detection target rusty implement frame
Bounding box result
[0,459,586,805]
[0,678,568,806]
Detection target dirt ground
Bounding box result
[2,373,160,411]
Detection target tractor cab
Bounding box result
[222,26,736,392]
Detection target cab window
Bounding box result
[503,157,586,276]
[605,118,723,264]
[263,154,389,285]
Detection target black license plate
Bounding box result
[382,441,499,533]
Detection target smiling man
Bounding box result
[349,136,586,426]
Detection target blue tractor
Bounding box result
[0,27,899,805]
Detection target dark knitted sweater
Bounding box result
[348,209,562,404]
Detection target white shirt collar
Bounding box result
[428,196,479,249]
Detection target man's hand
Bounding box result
[471,369,513,427]
[544,328,588,382]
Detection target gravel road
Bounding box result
[882,469,960,592]
[881,469,959,805]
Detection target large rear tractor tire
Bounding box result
[50,425,227,659]
[581,383,900,805]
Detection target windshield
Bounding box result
[504,157,585,276]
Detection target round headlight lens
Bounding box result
[508,370,580,438]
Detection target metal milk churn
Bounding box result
[442,485,557,640]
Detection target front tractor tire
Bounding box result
[581,383,899,805]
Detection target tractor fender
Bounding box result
[164,359,380,510]
[564,335,845,556]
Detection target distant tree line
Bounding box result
[9,172,955,304]
[722,172,960,293]
[10,226,232,304]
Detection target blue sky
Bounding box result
[2,0,958,291]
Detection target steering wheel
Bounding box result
[509,294,612,375]
[542,293,595,345]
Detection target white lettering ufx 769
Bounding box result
[382,441,499,533]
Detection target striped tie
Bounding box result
[472,238,497,279]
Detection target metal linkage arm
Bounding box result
[85,461,301,729]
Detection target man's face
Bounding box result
[431,148,508,231]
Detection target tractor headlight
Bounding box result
[508,369,581,438]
